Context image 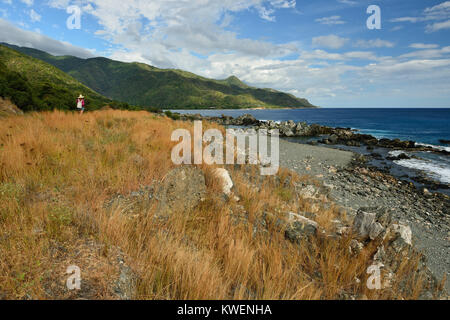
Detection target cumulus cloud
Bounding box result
[0,18,95,58]
[312,35,348,49]
[48,0,299,59]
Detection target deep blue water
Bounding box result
[177,108,450,147]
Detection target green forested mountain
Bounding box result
[0,44,110,111]
[2,43,317,109]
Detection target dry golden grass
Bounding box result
[0,110,428,300]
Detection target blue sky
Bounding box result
[1,0,450,107]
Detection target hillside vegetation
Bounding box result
[3,43,317,109]
[0,45,111,111]
[0,110,431,300]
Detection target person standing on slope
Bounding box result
[76,94,85,114]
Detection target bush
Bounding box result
[164,110,180,120]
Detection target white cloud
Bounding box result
[390,17,421,23]
[269,0,296,9]
[354,39,395,48]
[410,43,440,49]
[391,1,450,32]
[315,16,345,25]
[426,19,450,32]
[29,9,41,22]
[424,1,450,20]
[312,35,348,49]
[400,46,450,59]
[8,0,450,107]
[337,0,357,5]
[0,18,95,58]
[20,0,34,6]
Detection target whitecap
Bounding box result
[394,158,450,184]
[415,142,450,153]
[388,150,409,157]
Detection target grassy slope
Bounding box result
[0,110,426,300]
[0,44,110,111]
[3,43,317,109]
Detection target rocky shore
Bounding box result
[176,112,450,155]
[171,111,450,294]
[174,112,449,193]
[277,139,449,293]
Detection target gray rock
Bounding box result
[329,134,339,144]
[285,213,318,243]
[349,239,364,254]
[387,223,413,253]
[369,222,385,240]
[352,210,376,239]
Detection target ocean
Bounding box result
[176,108,450,189]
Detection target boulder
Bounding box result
[287,120,296,128]
[294,122,310,136]
[369,222,385,240]
[288,212,319,227]
[329,134,339,144]
[212,168,234,196]
[235,114,259,126]
[285,212,318,243]
[352,210,376,239]
[279,126,295,137]
[387,223,412,252]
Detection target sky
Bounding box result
[0,0,450,107]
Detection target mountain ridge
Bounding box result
[1,43,317,110]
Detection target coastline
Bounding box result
[277,139,450,292]
[172,111,450,195]
[169,111,450,291]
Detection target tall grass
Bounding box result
[0,110,427,299]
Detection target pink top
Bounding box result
[77,99,85,108]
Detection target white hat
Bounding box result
[78,94,84,99]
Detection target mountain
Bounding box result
[0,44,110,111]
[2,43,317,109]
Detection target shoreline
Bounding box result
[172,112,450,194]
[276,139,450,292]
[168,110,450,291]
